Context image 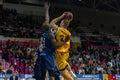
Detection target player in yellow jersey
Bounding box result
[50,12,77,80]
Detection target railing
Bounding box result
[0,74,119,80]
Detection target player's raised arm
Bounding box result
[50,13,66,30]
[44,2,50,23]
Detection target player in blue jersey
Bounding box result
[54,66,61,80]
[37,2,70,80]
[33,36,43,80]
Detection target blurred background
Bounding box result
[0,0,120,80]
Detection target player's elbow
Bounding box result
[53,44,60,49]
[50,23,56,29]
[50,21,54,26]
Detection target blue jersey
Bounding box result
[38,30,55,70]
[41,30,55,55]
[34,45,42,78]
[36,46,40,55]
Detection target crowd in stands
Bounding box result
[0,39,119,75]
[69,43,120,75]
[0,39,38,74]
[80,35,118,46]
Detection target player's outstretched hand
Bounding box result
[44,2,50,9]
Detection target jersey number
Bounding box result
[60,35,65,42]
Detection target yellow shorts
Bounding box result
[55,51,69,71]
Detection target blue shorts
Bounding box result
[34,57,41,78]
[39,53,55,71]
[55,68,61,80]
[34,52,55,78]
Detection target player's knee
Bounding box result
[49,77,55,80]
[65,77,74,80]
[60,71,74,80]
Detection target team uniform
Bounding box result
[39,30,55,79]
[33,45,42,79]
[54,66,61,80]
[55,27,71,71]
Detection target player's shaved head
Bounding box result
[42,22,51,30]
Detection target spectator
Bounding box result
[116,68,120,74]
[0,63,3,70]
[88,58,93,66]
[78,66,85,75]
[10,71,18,80]
[4,77,8,80]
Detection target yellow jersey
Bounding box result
[55,27,71,52]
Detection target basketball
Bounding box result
[64,12,73,21]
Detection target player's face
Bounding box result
[65,20,70,27]
[60,20,70,27]
[60,20,70,28]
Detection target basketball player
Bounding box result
[38,2,70,80]
[33,36,43,80]
[50,12,77,80]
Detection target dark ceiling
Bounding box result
[4,0,120,13]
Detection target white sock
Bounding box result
[70,71,77,78]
